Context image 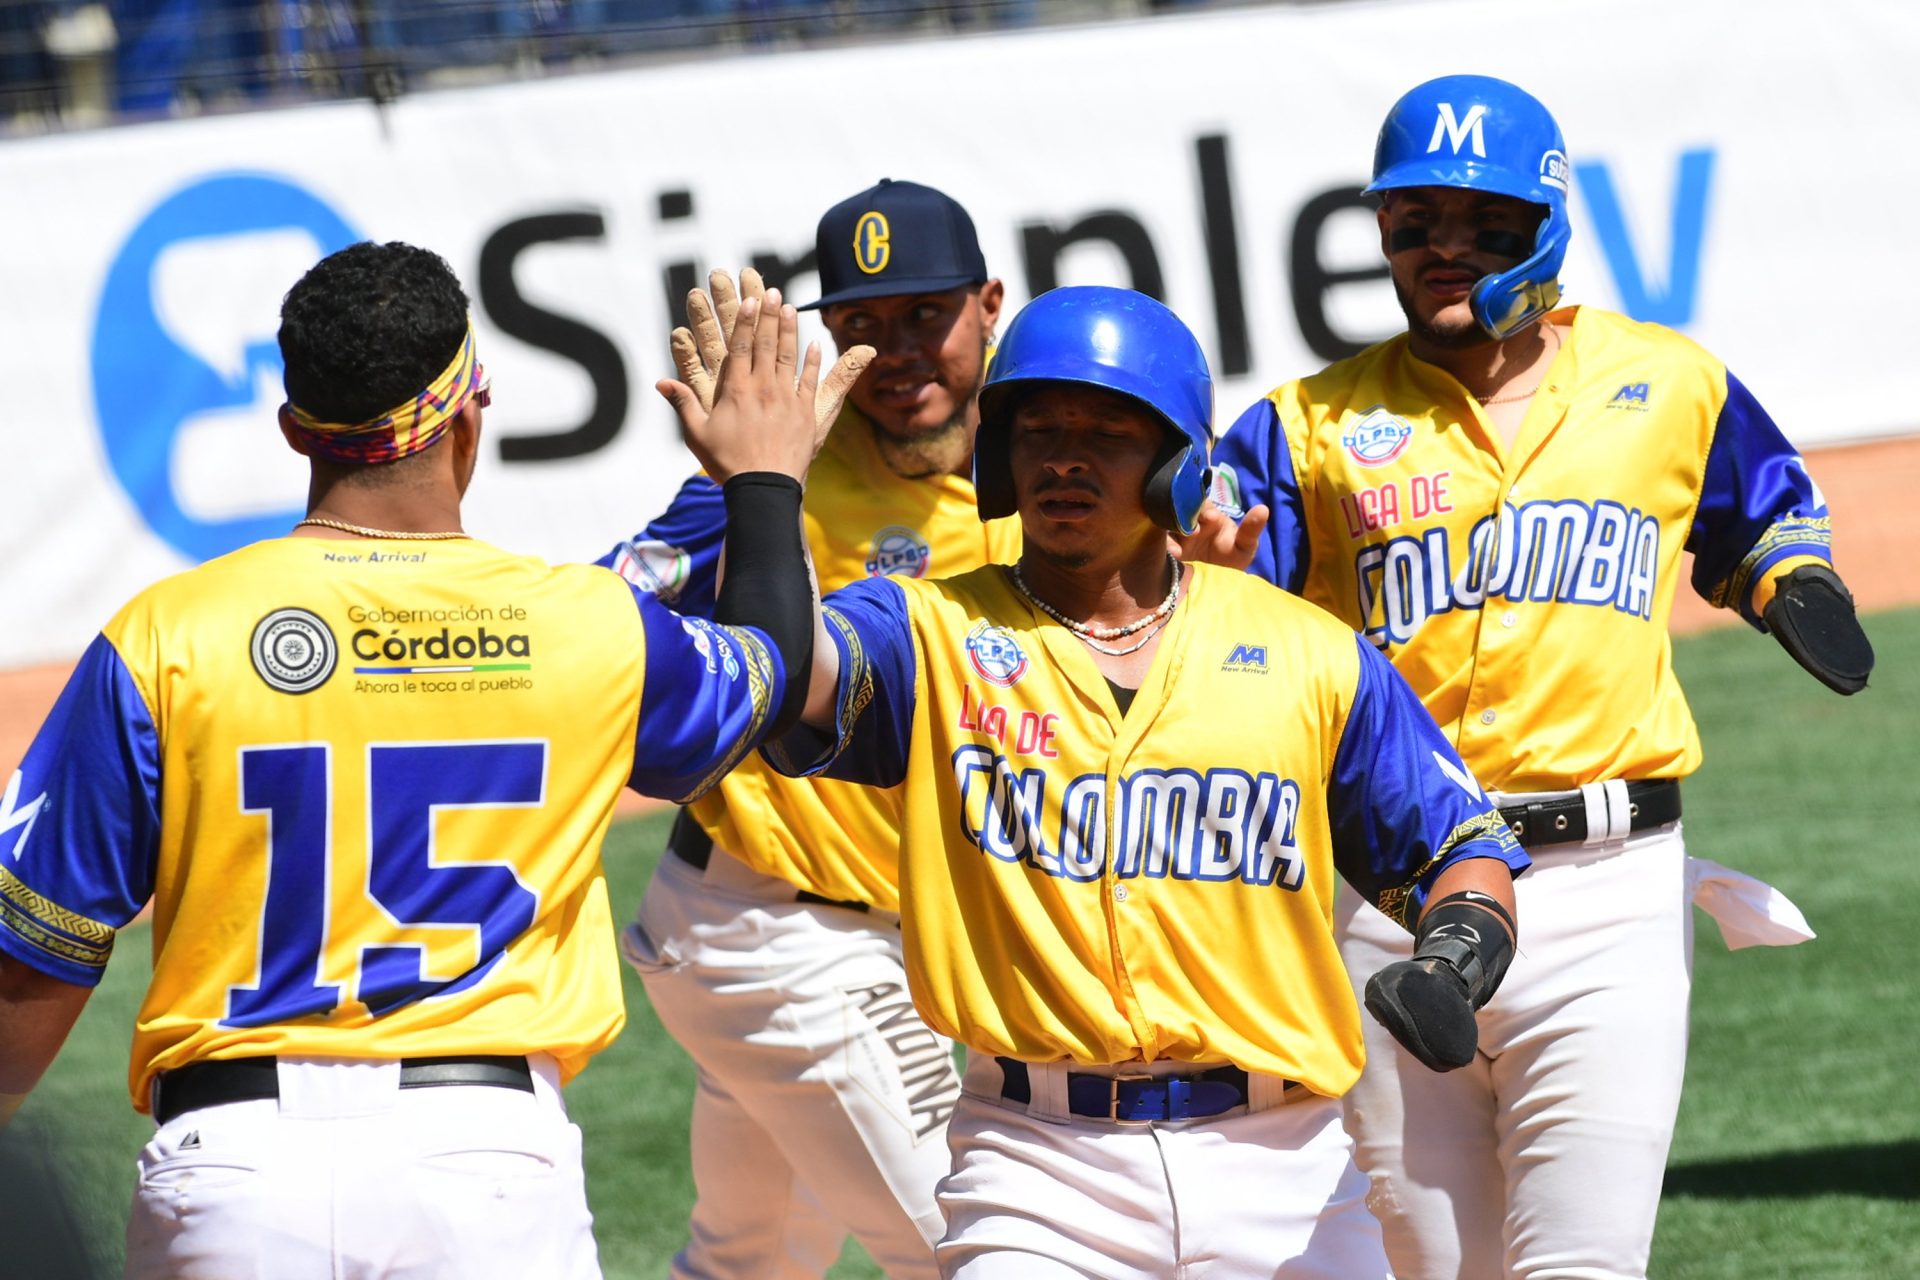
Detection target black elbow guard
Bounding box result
[712,473,813,736]
[1361,890,1516,1072]
[1762,564,1874,696]
[1411,890,1516,1011]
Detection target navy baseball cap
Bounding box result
[800,178,988,311]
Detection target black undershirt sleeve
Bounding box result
[711,472,813,738]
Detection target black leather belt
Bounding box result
[667,810,871,914]
[997,1058,1289,1123]
[1498,779,1681,849]
[153,1055,533,1126]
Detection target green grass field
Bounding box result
[6,608,1916,1278]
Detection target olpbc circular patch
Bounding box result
[1342,407,1414,468]
[251,607,338,694]
[965,622,1029,688]
[865,525,933,579]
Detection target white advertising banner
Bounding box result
[3,0,1916,666]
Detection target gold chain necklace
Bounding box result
[1480,322,1562,406]
[293,517,470,541]
[1008,555,1183,655]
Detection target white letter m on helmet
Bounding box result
[1427,103,1488,157]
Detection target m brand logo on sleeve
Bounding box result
[0,770,48,862]
[854,211,892,275]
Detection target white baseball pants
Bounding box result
[623,842,955,1280]
[1337,820,1694,1280]
[936,1055,1392,1279]
[125,1055,599,1279]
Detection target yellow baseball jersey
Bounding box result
[606,406,1019,908]
[0,537,781,1110]
[769,563,1526,1095]
[1212,306,1836,792]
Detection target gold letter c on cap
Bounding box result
[854,211,891,275]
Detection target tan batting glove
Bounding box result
[670,267,873,435]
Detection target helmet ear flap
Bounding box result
[1469,203,1570,339]
[1143,436,1211,537]
[972,418,1018,521]
[972,381,1020,522]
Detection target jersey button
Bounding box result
[1480,709,1498,725]
[1501,610,1518,628]
[1114,884,1130,903]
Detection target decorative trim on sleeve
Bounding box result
[1376,809,1522,929]
[826,606,876,756]
[0,865,115,973]
[674,623,778,805]
[1708,516,1833,613]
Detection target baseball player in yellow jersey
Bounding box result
[0,242,851,1278]
[601,181,1013,1277]
[739,285,1535,1279]
[1205,76,1876,1280]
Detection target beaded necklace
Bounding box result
[1008,554,1183,656]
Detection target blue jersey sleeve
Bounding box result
[762,577,915,788]
[0,633,159,986]
[1688,372,1834,628]
[626,585,786,804]
[1211,397,1311,594]
[1326,637,1529,928]
[596,473,726,616]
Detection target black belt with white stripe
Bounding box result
[1497,779,1681,849]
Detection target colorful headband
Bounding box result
[285,324,484,465]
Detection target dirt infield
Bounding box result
[3,435,1914,819]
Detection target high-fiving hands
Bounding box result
[658,278,868,485]
[661,268,874,471]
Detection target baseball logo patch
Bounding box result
[1207,464,1247,521]
[612,537,692,601]
[964,621,1029,688]
[251,607,338,694]
[865,526,933,579]
[1342,407,1414,468]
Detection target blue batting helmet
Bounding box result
[1366,74,1572,339]
[974,287,1213,536]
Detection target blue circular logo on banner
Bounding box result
[91,174,361,562]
